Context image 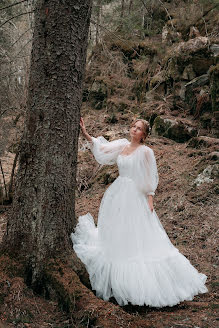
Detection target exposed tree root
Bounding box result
[0,254,151,327]
[46,258,152,328]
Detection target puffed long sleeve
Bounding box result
[87,136,129,165]
[133,146,159,196]
[143,147,159,196]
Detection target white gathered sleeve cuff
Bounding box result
[147,191,155,196]
[87,136,129,165]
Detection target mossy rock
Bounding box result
[200,112,212,129]
[182,64,196,81]
[165,37,215,82]
[167,122,197,142]
[109,39,157,61]
[89,80,108,110]
[209,63,219,112]
[191,56,214,76]
[166,58,181,81]
[152,116,197,143]
[152,116,172,136]
[150,70,167,88]
[106,98,131,113]
[186,136,219,150]
[184,74,209,110]
[211,111,219,137]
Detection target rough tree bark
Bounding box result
[3,0,92,290]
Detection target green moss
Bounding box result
[109,39,157,61]
[150,70,167,88]
[153,117,197,142]
[153,116,172,135]
[166,58,181,81]
[89,80,108,110]
[105,113,118,124]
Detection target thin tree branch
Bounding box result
[8,151,19,199]
[0,11,34,29]
[10,27,32,48]
[140,0,175,30]
[9,38,32,62]
[1,40,32,64]
[157,0,174,29]
[139,0,148,10]
[1,68,25,79]
[0,160,7,200]
[0,0,28,12]
[90,19,141,58]
[0,109,9,118]
[1,54,30,64]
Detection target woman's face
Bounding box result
[130,120,145,143]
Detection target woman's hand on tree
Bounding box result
[79,117,92,142]
[80,117,86,134]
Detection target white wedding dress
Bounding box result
[71,136,208,307]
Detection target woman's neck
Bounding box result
[129,139,141,147]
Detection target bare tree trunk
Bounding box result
[8,150,19,201]
[3,0,92,291]
[95,0,102,45]
[0,160,7,200]
[141,5,146,39]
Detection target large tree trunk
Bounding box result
[3,0,92,290]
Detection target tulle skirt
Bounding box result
[71,176,208,307]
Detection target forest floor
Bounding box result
[0,108,218,327]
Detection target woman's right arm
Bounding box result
[80,117,129,165]
[80,117,93,143]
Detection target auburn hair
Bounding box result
[130,119,150,144]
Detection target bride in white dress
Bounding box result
[71,117,208,307]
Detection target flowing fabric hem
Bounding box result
[71,214,208,308]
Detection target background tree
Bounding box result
[3,0,92,291]
[0,0,33,202]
